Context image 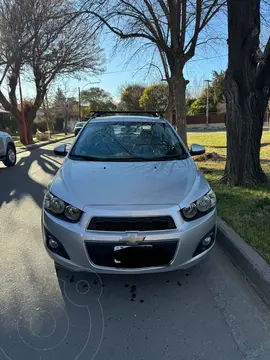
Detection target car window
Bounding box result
[70,121,187,162]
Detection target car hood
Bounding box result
[50,158,210,208]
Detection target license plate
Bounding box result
[114,246,131,251]
[114,245,153,252]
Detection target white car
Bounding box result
[0,131,16,167]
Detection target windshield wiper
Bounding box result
[153,154,188,161]
[69,154,104,161]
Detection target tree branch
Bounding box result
[157,0,170,22]
[180,0,187,48]
[0,90,21,119]
[81,9,157,43]
[143,0,167,50]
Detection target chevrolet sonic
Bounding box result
[42,115,217,274]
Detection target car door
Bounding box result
[0,132,5,157]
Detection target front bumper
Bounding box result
[42,205,217,274]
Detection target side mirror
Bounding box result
[190,144,205,156]
[54,144,67,157]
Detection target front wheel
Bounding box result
[3,144,16,167]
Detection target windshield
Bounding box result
[70,121,187,162]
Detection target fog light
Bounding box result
[202,236,212,246]
[48,238,59,249]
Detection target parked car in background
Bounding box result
[0,131,16,167]
[42,113,217,274]
[73,121,87,136]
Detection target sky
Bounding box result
[14,8,230,104]
[3,3,270,106]
[13,7,230,104]
[19,39,228,103]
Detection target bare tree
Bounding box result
[0,0,103,144]
[80,0,225,145]
[52,85,77,134]
[223,0,270,186]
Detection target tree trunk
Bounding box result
[18,120,25,144]
[171,72,188,146]
[64,117,68,135]
[26,118,34,144]
[24,107,38,144]
[17,117,34,144]
[223,75,267,185]
[223,0,268,186]
[165,79,174,125]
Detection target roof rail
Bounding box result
[87,110,165,119]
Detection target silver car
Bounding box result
[0,131,16,167]
[42,116,217,274]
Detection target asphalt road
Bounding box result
[1,139,270,360]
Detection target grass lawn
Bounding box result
[15,141,24,147]
[188,131,270,263]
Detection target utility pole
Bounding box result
[18,75,28,144]
[204,80,211,127]
[78,87,81,120]
[78,81,101,120]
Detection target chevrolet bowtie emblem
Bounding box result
[119,234,146,244]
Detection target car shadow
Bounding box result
[0,147,63,209]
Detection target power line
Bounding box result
[101,54,227,75]
[189,54,227,63]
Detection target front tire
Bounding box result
[3,144,16,167]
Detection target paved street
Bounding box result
[1,139,270,360]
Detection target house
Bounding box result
[0,109,17,134]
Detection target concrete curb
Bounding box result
[16,135,74,154]
[218,218,270,306]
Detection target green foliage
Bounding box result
[119,84,146,111]
[188,98,216,115]
[188,131,270,263]
[139,83,168,111]
[187,71,225,115]
[81,87,116,111]
[211,71,225,105]
[186,98,197,109]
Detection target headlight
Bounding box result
[182,189,216,220]
[182,203,198,219]
[196,195,211,212]
[65,205,81,221]
[45,193,65,215]
[44,192,81,222]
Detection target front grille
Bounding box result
[85,241,178,268]
[88,216,176,232]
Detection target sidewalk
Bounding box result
[16,134,74,154]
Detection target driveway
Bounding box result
[0,139,270,360]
